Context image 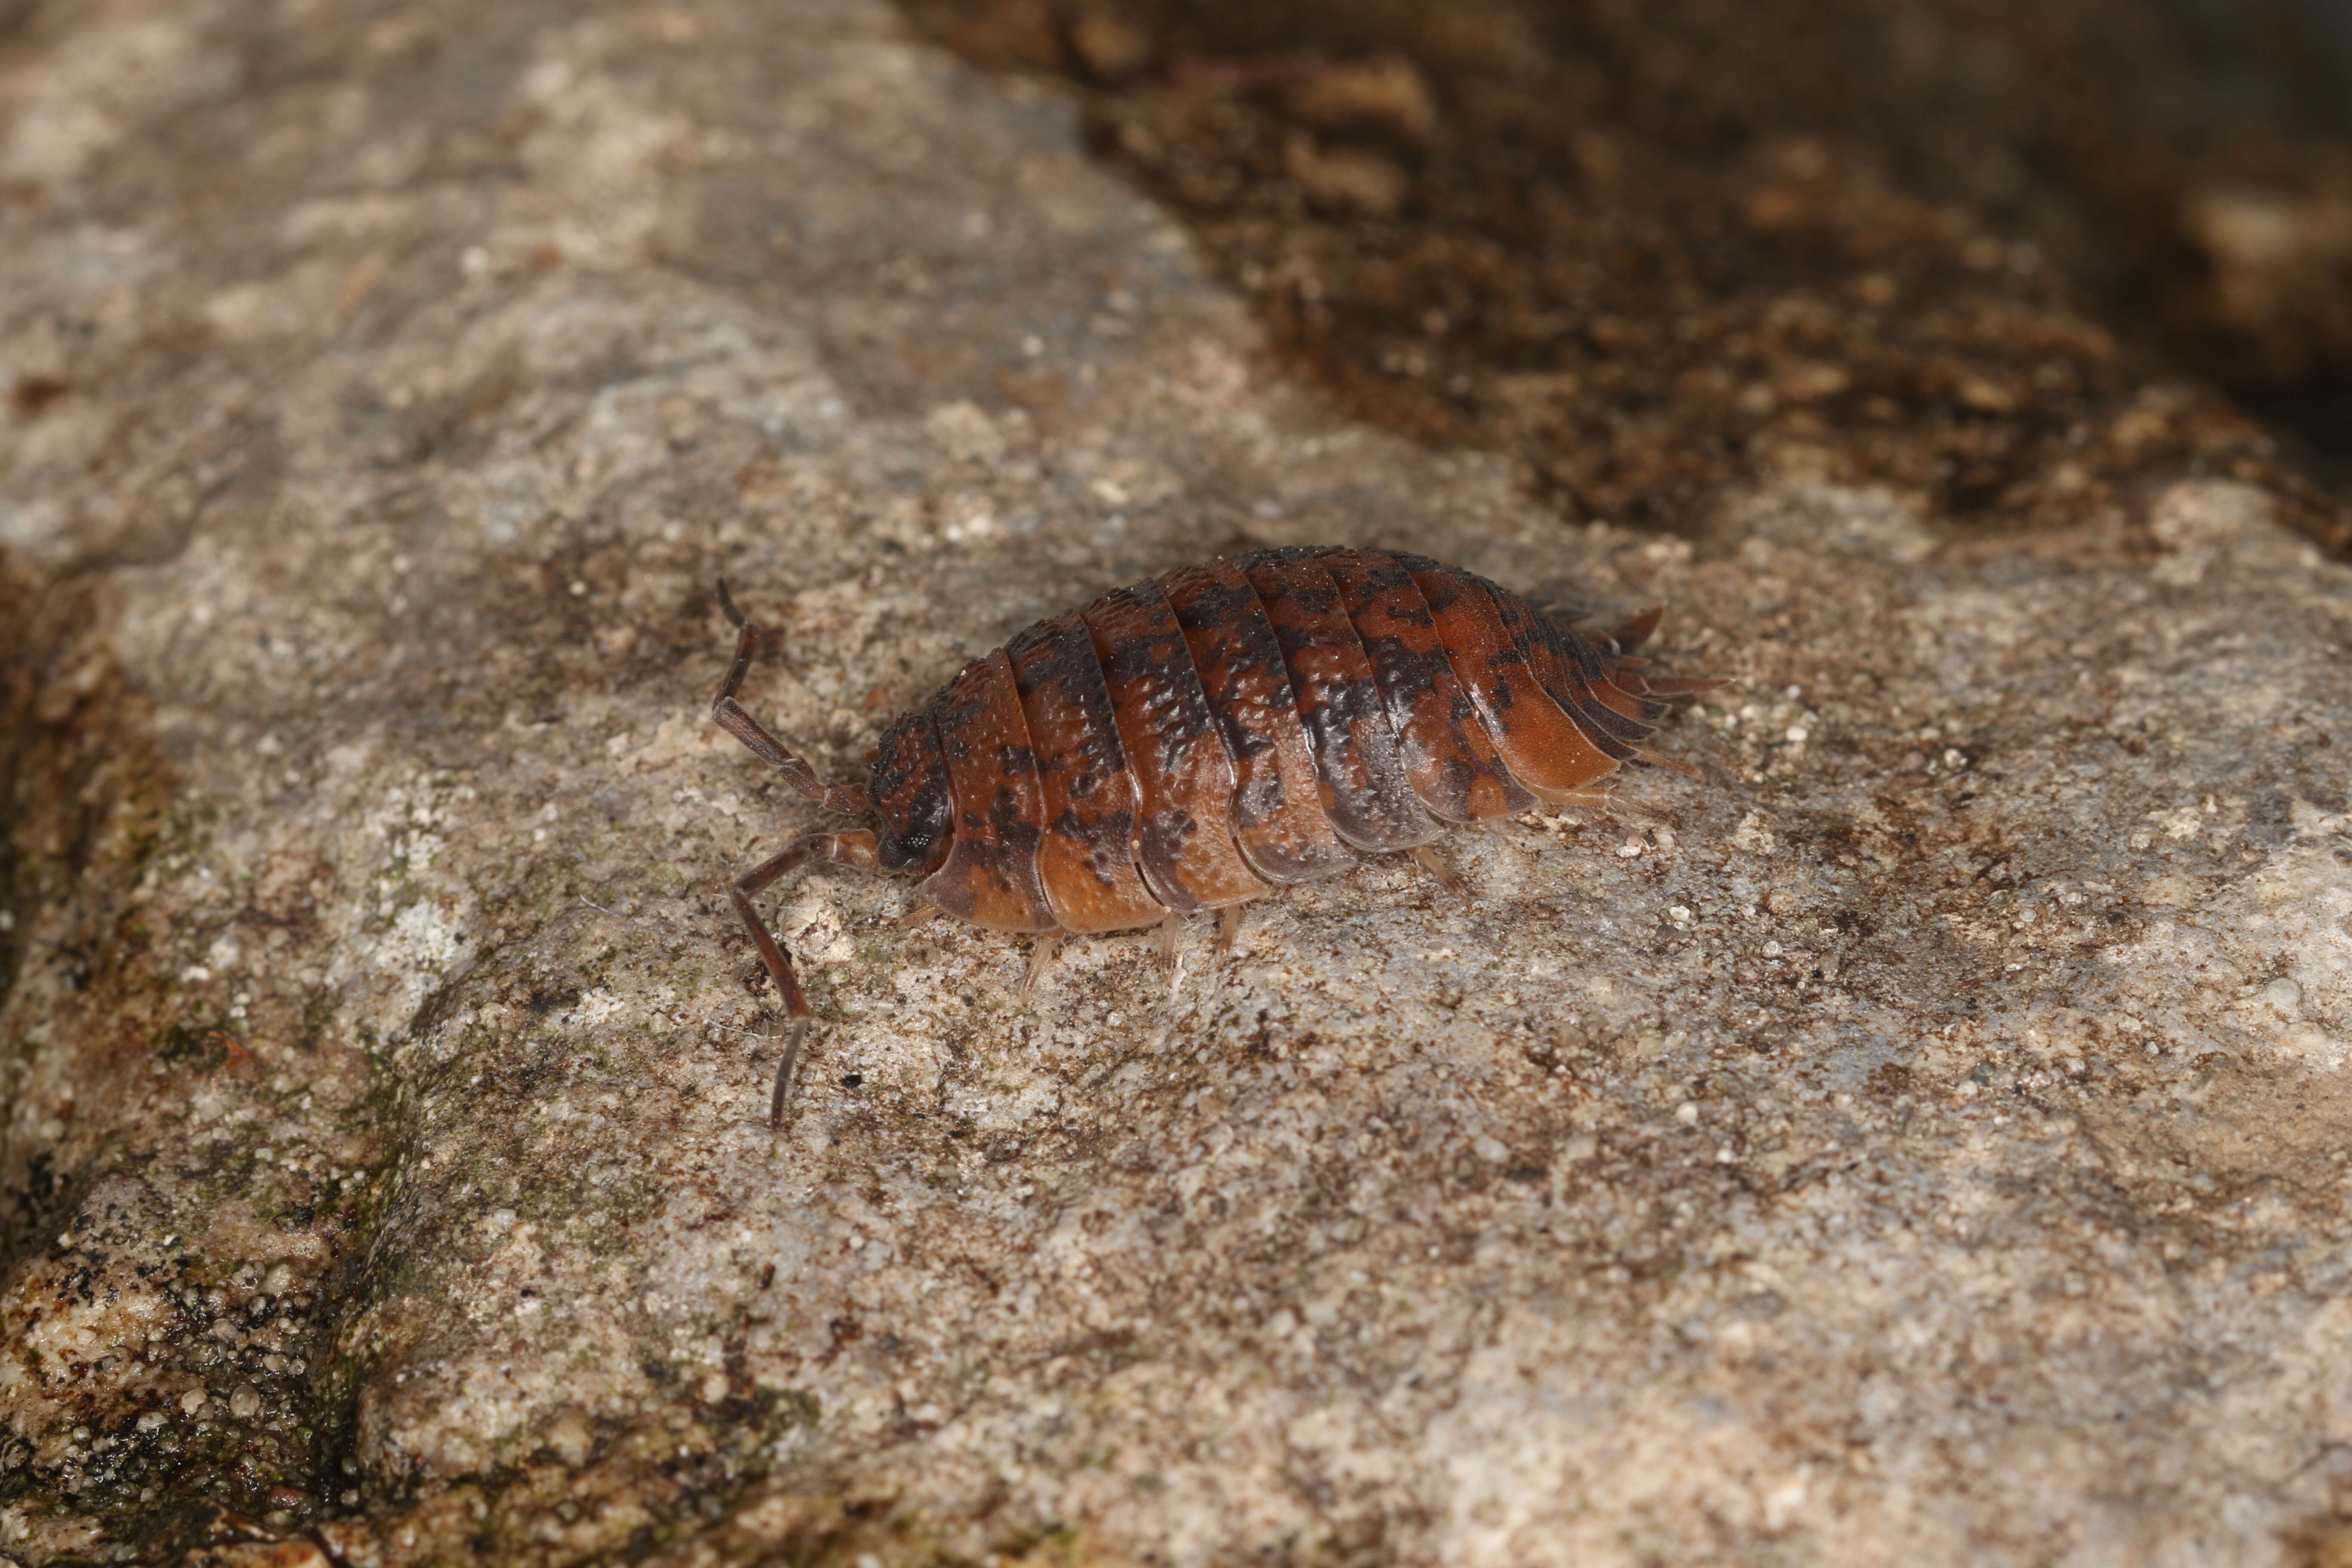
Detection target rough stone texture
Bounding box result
[1,1,2349,1566]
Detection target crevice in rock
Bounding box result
[0,547,401,1560]
[898,0,2352,556]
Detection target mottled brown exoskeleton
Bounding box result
[713,547,1721,1123]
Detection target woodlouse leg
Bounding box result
[1217,903,1245,955]
[896,900,943,929]
[713,582,866,815]
[1023,932,1063,998]
[1411,844,1470,901]
[1155,911,1182,988]
[729,828,879,1127]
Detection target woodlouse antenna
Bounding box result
[711,581,867,816]
[727,829,881,1127]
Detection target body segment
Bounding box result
[1008,611,1161,933]
[1315,548,1535,824]
[1241,548,1443,852]
[1159,558,1357,885]
[924,650,1058,931]
[1081,582,1270,911]
[1399,555,1628,802]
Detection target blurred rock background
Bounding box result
[1,0,2349,1565]
[909,0,2352,548]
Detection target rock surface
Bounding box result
[2,1,2350,1565]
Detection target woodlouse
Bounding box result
[713,546,1721,1123]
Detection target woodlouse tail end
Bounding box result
[1559,787,1674,826]
[1606,605,1667,655]
[1638,674,1730,696]
[1610,669,1728,701]
[1634,746,1706,781]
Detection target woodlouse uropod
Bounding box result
[712,546,1722,1123]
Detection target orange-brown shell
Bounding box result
[865,546,1709,931]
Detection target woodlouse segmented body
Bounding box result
[712,546,1721,1123]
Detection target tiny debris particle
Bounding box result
[1675,1102,1700,1125]
[1287,55,1439,142]
[1618,837,1645,858]
[230,1384,262,1418]
[181,1389,207,1415]
[1065,9,1152,81]
[9,371,70,416]
[2263,978,2302,1015]
[1785,725,1810,744]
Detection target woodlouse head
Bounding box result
[867,708,954,876]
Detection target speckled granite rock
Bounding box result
[2,2,2350,1565]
